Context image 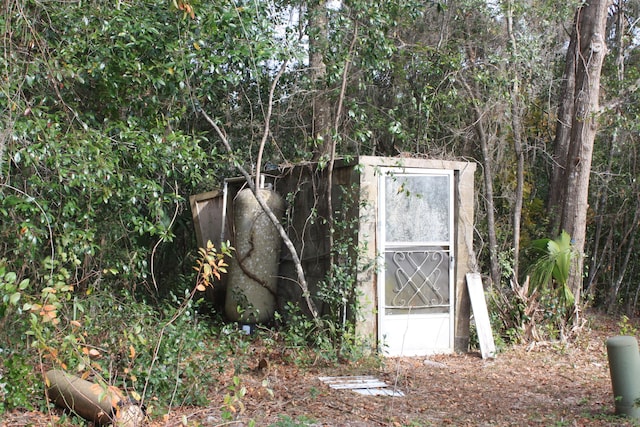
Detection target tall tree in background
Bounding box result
[549,0,609,309]
[308,0,332,159]
[582,0,640,312]
[504,0,525,279]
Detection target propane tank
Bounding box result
[225,186,285,323]
[45,370,145,426]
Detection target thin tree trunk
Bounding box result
[323,26,358,352]
[309,0,332,159]
[584,132,616,301]
[460,77,500,287]
[607,195,640,312]
[327,25,358,272]
[615,2,625,82]
[505,0,524,279]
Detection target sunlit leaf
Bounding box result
[203,263,212,277]
[9,292,21,305]
[18,278,30,290]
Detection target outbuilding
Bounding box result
[191,156,477,356]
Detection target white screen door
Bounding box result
[378,168,454,356]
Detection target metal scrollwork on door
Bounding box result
[388,250,449,309]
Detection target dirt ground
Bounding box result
[3,313,640,427]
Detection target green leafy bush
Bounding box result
[0,350,44,413]
[0,286,253,416]
[0,239,245,418]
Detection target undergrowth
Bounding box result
[0,242,243,418]
[0,233,380,423]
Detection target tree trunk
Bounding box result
[547,13,578,235]
[505,0,524,279]
[586,2,625,302]
[309,0,332,159]
[460,77,500,287]
[552,0,609,307]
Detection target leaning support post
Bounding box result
[45,369,144,426]
[606,336,640,419]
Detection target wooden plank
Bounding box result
[318,376,385,389]
[318,376,387,390]
[466,273,496,359]
[318,376,405,397]
[323,380,389,390]
[189,190,223,248]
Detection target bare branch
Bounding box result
[200,106,320,322]
[256,60,288,190]
[326,23,359,278]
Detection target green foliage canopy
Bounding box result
[0,0,291,292]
